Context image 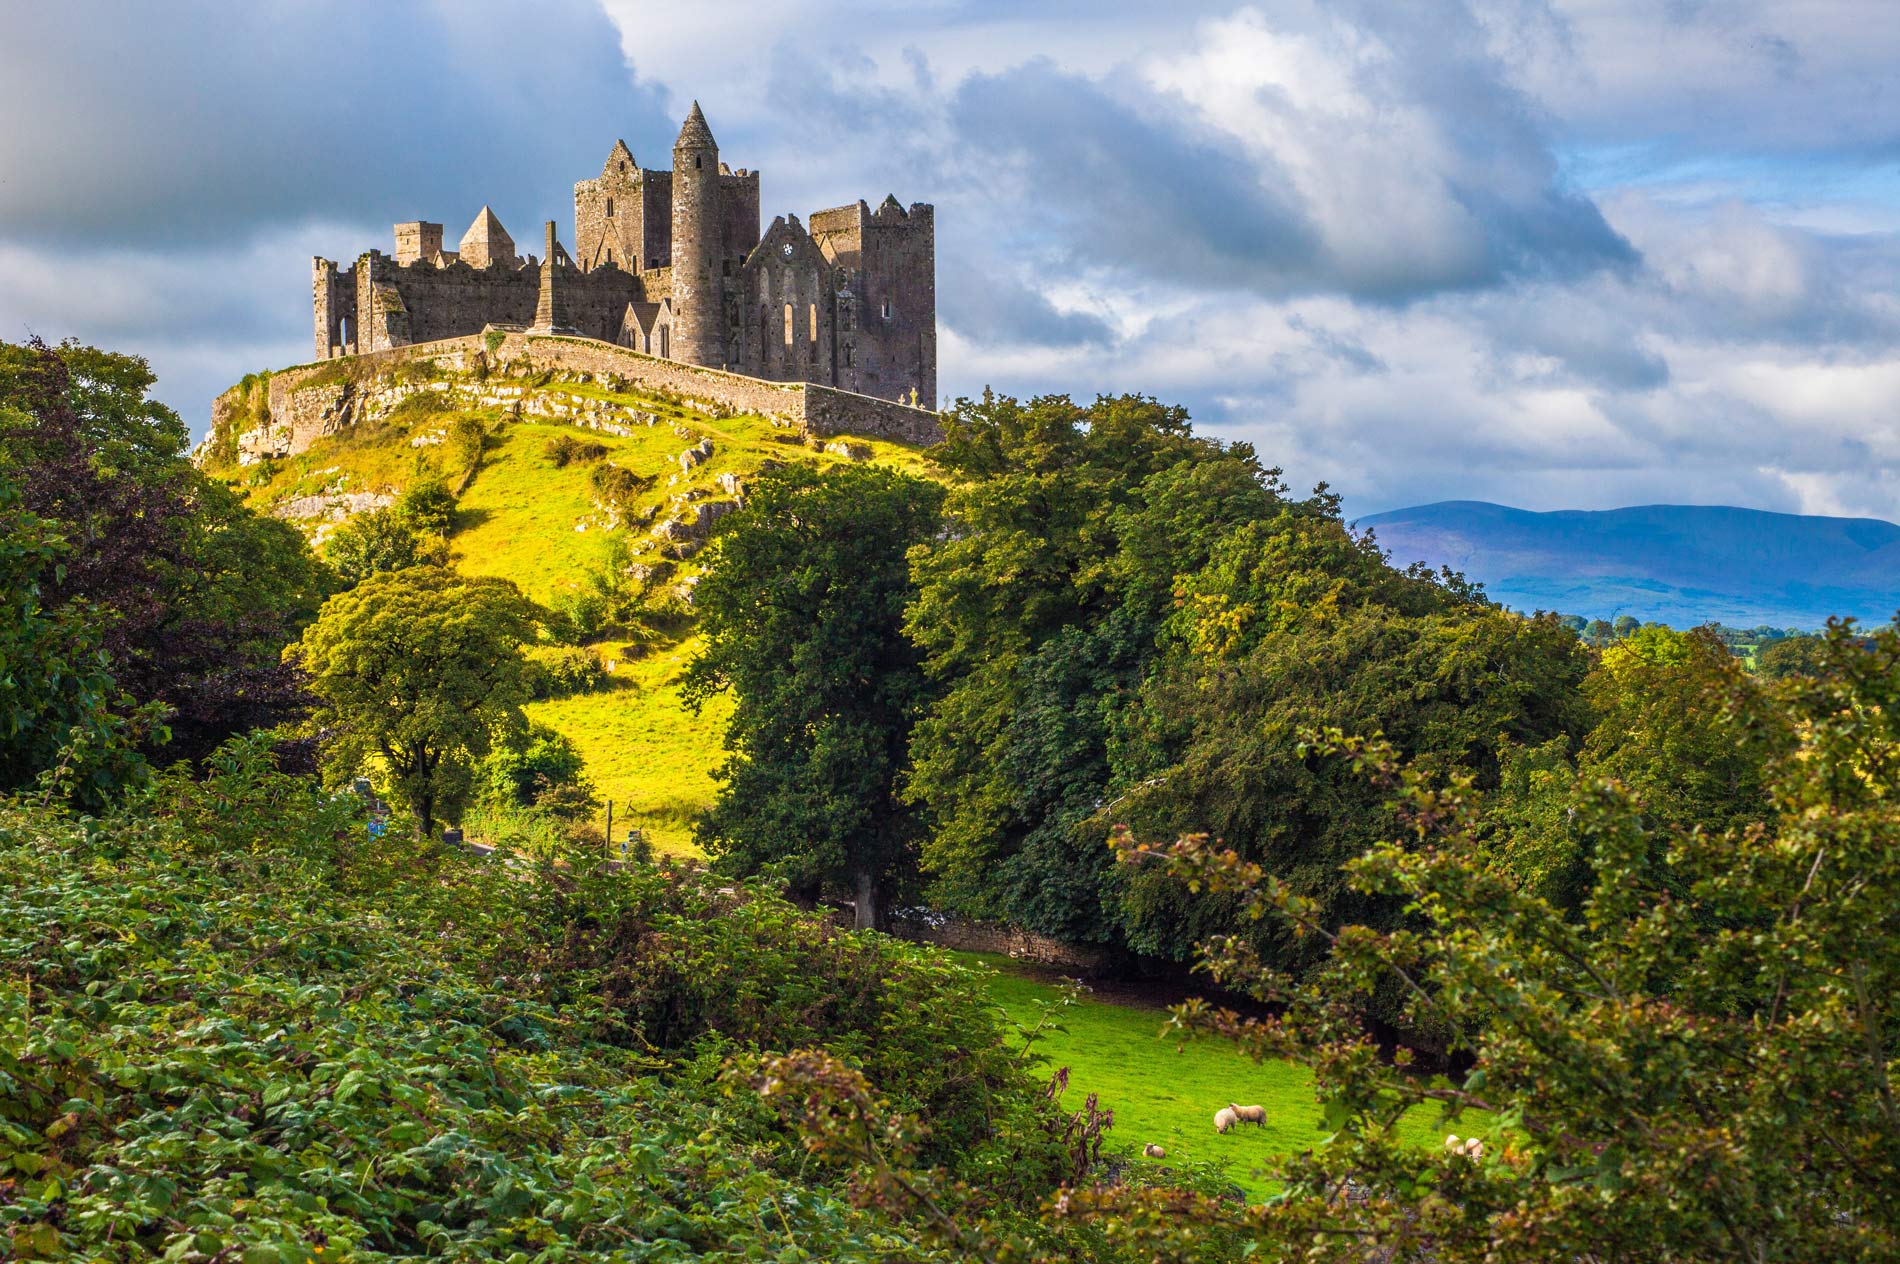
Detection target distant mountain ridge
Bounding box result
[1355,500,1900,629]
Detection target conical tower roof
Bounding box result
[674,100,716,151]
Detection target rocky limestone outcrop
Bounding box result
[270,490,395,522]
[823,439,871,461]
[653,497,739,559]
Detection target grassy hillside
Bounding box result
[522,640,728,854]
[225,371,936,854]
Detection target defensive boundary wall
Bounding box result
[242,329,942,460]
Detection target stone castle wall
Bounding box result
[803,382,942,445]
[248,331,941,461]
[883,911,1116,974]
[311,109,934,408]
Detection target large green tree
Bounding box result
[294,566,536,839]
[686,464,944,930]
[905,391,1293,944]
[1112,511,1592,972]
[0,338,329,763]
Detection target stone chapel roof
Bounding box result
[459,206,514,260]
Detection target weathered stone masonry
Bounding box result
[312,102,936,409]
[236,332,941,463]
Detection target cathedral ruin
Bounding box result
[311,103,936,407]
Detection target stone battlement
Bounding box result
[230,330,941,465]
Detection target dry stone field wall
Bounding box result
[225,331,941,464]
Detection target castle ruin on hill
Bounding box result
[312,103,936,407]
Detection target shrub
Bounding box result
[483,721,592,810]
[388,390,439,420]
[395,477,456,535]
[322,505,427,584]
[447,414,488,471]
[545,434,610,468]
[523,643,608,698]
[589,462,651,513]
[546,585,612,643]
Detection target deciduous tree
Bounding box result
[294,566,536,839]
[0,337,328,764]
[686,464,943,929]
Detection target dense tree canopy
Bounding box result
[0,480,157,805]
[903,391,1591,973]
[905,392,1293,944]
[0,338,328,765]
[1101,620,1900,1261]
[687,464,945,929]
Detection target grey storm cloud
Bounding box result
[948,61,1323,293]
[938,260,1116,349]
[943,47,1633,303]
[0,0,673,248]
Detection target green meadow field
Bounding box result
[965,952,1474,1200]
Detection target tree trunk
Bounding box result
[414,772,434,842]
[412,749,437,842]
[852,867,882,933]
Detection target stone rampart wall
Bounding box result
[804,383,943,445]
[246,333,940,459]
[497,333,807,421]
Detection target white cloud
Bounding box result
[0,0,1896,526]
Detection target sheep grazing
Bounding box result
[1230,1103,1267,1127]
[1444,1134,1485,1158]
[1143,1143,1166,1159]
[1213,1107,1239,1134]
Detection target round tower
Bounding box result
[670,101,724,366]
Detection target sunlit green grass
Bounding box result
[962,952,1474,1200]
[228,372,939,857]
[524,639,725,858]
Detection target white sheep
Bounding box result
[1445,1134,1484,1158]
[1230,1103,1266,1127]
[1213,1107,1239,1134]
[1143,1143,1166,1159]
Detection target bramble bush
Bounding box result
[0,737,1141,1262]
[544,433,609,468]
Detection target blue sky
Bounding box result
[2,0,1897,518]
